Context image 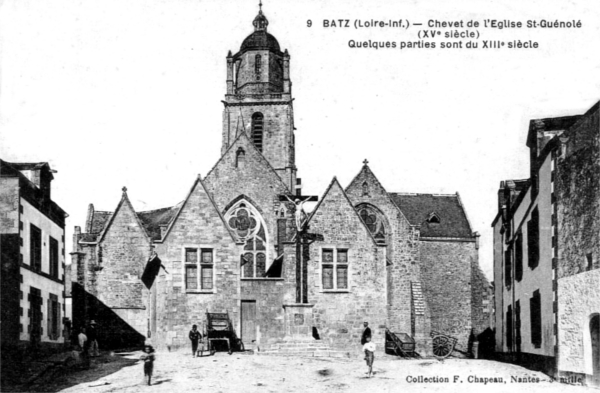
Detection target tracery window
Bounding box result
[225,201,268,278]
[356,204,386,244]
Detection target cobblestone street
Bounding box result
[33,351,597,393]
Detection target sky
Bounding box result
[1,0,600,280]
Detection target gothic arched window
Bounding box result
[356,204,387,244]
[251,112,264,152]
[255,54,262,80]
[225,201,268,278]
[235,148,245,168]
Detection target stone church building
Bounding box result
[71,7,490,356]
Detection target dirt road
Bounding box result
[42,351,598,393]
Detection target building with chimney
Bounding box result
[492,101,600,386]
[1,160,68,355]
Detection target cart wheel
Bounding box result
[432,335,453,359]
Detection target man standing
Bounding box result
[88,320,100,357]
[361,322,372,345]
[189,324,202,357]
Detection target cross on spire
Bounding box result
[122,186,127,193]
[363,159,369,166]
[259,0,262,12]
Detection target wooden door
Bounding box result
[241,301,256,344]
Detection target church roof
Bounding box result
[83,203,181,242]
[389,193,473,238]
[137,204,182,240]
[240,30,281,53]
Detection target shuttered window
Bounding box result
[528,208,540,269]
[30,224,42,271]
[49,237,59,278]
[515,233,523,282]
[530,290,542,347]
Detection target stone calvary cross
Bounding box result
[279,195,322,304]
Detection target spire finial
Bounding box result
[253,1,268,31]
[122,186,128,193]
[363,159,369,166]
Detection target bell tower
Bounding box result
[221,3,296,191]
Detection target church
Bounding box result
[71,5,490,356]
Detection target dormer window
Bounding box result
[427,212,441,224]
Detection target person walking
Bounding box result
[189,324,203,357]
[363,336,376,378]
[361,321,372,345]
[140,345,155,386]
[77,328,90,369]
[78,328,88,351]
[88,320,100,357]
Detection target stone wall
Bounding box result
[557,269,600,375]
[221,102,295,189]
[345,165,422,335]
[420,240,476,349]
[557,107,600,278]
[205,132,292,267]
[471,260,492,336]
[240,279,286,346]
[0,177,19,233]
[307,179,387,354]
[96,196,151,313]
[152,178,241,351]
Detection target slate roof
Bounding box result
[89,211,113,234]
[137,204,182,241]
[84,203,181,242]
[5,162,49,171]
[389,193,473,238]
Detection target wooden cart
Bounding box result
[430,330,458,359]
[386,330,416,357]
[205,311,244,355]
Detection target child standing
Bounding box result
[140,345,155,386]
[362,336,376,378]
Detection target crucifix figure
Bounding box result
[283,195,309,231]
[279,194,321,303]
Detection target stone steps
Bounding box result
[257,339,352,358]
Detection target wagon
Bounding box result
[204,311,243,355]
[385,330,416,357]
[430,330,458,359]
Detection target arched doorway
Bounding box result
[591,314,600,387]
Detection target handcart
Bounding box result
[430,330,458,359]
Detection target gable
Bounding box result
[345,164,411,227]
[308,178,379,247]
[160,176,237,244]
[204,131,291,218]
[98,192,149,244]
